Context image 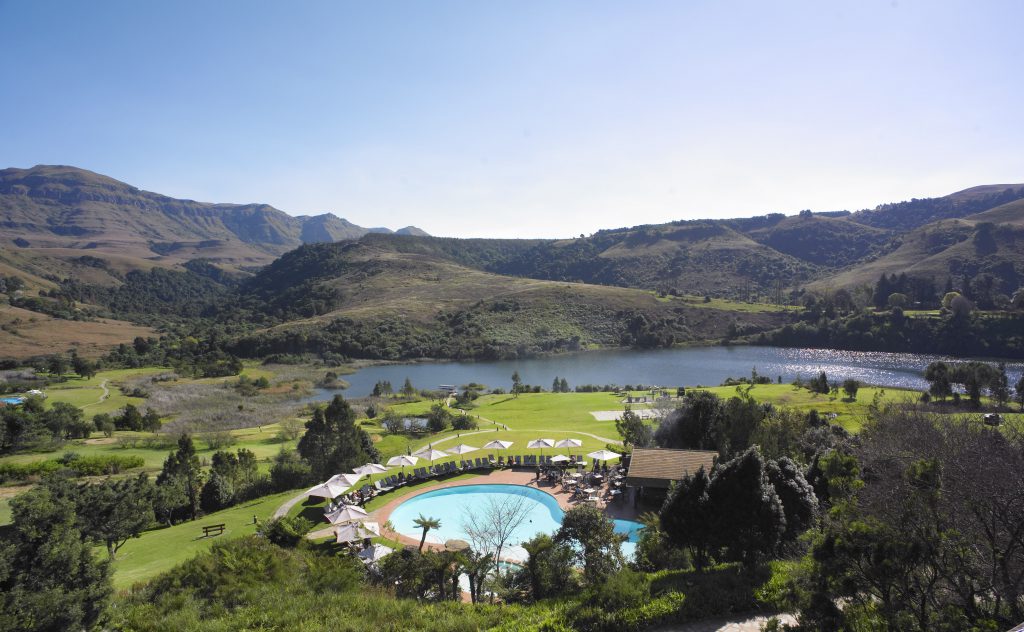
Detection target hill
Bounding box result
[0,165,428,270]
[226,240,793,360]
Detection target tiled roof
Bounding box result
[626,448,716,485]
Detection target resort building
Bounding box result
[624,447,717,503]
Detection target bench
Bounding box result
[202,523,226,537]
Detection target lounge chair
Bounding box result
[497,456,505,467]
[374,480,392,493]
[474,458,483,469]
[514,455,522,467]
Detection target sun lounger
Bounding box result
[514,455,522,467]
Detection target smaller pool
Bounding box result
[0,397,24,405]
[388,483,642,562]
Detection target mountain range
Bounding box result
[0,165,427,271]
[1,164,1023,360]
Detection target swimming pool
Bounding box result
[0,397,24,405]
[387,484,641,561]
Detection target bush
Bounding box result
[0,460,61,483]
[258,515,314,548]
[452,414,479,430]
[587,568,649,610]
[65,454,145,475]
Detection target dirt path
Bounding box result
[81,379,109,409]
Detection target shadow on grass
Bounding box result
[650,562,772,619]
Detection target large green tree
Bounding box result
[660,466,715,569]
[78,474,155,559]
[706,447,786,566]
[297,395,379,482]
[0,483,112,631]
[554,505,624,586]
[156,434,204,521]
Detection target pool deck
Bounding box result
[308,469,639,550]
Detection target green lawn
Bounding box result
[106,489,303,589]
[44,367,170,415]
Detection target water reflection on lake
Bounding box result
[303,346,1024,400]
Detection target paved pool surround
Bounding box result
[369,469,639,553]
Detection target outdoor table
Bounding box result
[583,487,596,494]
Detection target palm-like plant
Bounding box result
[413,514,441,552]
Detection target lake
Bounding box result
[304,345,1024,400]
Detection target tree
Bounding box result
[425,403,453,433]
[71,354,97,379]
[842,379,860,400]
[660,466,715,569]
[765,457,817,542]
[554,505,624,586]
[401,377,416,398]
[559,377,569,393]
[156,434,204,521]
[93,413,115,437]
[1,483,112,630]
[655,389,724,451]
[616,407,653,448]
[707,448,786,566]
[991,362,1011,408]
[413,514,441,552]
[78,474,155,559]
[297,395,377,481]
[552,376,562,393]
[520,534,577,601]
[269,448,311,491]
[462,493,533,582]
[116,403,144,431]
[47,354,69,379]
[44,401,84,441]
[511,371,522,398]
[887,292,909,309]
[924,361,953,402]
[199,472,234,513]
[1017,375,1024,411]
[142,408,162,432]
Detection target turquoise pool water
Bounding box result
[0,397,24,405]
[388,484,640,561]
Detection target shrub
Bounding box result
[0,460,61,483]
[65,454,145,475]
[258,515,314,548]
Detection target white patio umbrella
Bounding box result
[550,454,571,463]
[335,522,376,543]
[330,473,365,487]
[325,504,369,525]
[386,454,419,475]
[447,443,478,455]
[305,481,350,500]
[555,438,583,459]
[528,438,555,457]
[362,521,381,536]
[358,543,394,564]
[354,463,390,476]
[586,449,621,462]
[414,448,449,466]
[482,439,513,450]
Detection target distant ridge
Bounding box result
[0,164,429,265]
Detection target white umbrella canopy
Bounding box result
[325,504,369,525]
[362,521,381,536]
[358,543,394,564]
[414,448,450,463]
[482,439,513,450]
[550,454,571,463]
[354,463,390,476]
[324,473,364,488]
[305,481,350,500]
[386,455,420,468]
[555,438,582,449]
[447,444,478,455]
[528,438,555,457]
[586,449,621,461]
[335,522,376,543]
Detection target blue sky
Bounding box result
[1,1,1021,237]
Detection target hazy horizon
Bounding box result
[2,1,1022,238]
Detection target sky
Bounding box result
[1,1,1022,238]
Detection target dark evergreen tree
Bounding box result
[297,395,376,481]
[155,434,203,521]
[766,456,818,541]
[660,466,715,569]
[706,447,786,566]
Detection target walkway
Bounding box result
[654,612,797,632]
[272,490,309,520]
[81,379,109,409]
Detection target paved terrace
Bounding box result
[306,469,639,547]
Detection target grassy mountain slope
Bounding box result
[228,240,792,360]
[849,183,1024,231]
[745,213,892,267]
[0,165,426,268]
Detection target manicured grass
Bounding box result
[0,423,298,475]
[676,294,802,313]
[697,383,910,433]
[43,367,170,415]
[0,497,11,526]
[106,489,303,589]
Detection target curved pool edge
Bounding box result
[366,470,640,554]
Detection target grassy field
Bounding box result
[43,366,169,415]
[105,489,302,589]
